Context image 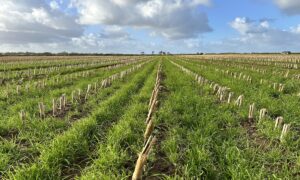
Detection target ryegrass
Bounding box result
[1,55,299,179]
[0,61,148,175]
[79,61,160,180]
[158,58,300,179]
[6,61,156,179]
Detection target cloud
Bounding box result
[71,27,131,48]
[49,1,60,10]
[70,0,212,39]
[0,0,137,53]
[291,25,300,33]
[230,17,269,34]
[4,1,300,54]
[274,0,300,15]
[99,26,131,39]
[0,0,83,44]
[225,17,300,52]
[72,33,105,48]
[0,0,212,52]
[0,33,134,53]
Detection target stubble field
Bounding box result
[0,54,299,179]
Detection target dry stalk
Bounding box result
[132,135,157,180]
[248,103,255,120]
[38,102,45,118]
[19,110,26,124]
[280,124,290,142]
[78,89,81,98]
[284,70,289,78]
[260,79,263,84]
[144,118,154,142]
[149,88,159,110]
[278,84,284,92]
[16,85,20,95]
[148,88,157,108]
[59,94,66,111]
[94,82,98,91]
[227,92,233,103]
[146,100,158,124]
[213,84,219,94]
[85,84,91,100]
[63,94,66,108]
[52,99,56,116]
[71,90,75,103]
[273,83,277,90]
[259,108,267,121]
[235,95,244,107]
[274,116,284,129]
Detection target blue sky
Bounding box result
[207,0,296,34]
[0,0,299,53]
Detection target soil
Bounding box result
[145,124,176,180]
[241,118,275,150]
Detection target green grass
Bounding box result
[79,62,160,180]
[8,60,156,180]
[157,58,300,179]
[0,55,299,179]
[0,60,150,175]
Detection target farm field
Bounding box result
[0,54,299,179]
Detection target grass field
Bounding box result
[0,55,299,179]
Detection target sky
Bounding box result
[0,0,299,53]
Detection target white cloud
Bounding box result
[99,26,131,39]
[138,0,163,18]
[72,33,104,48]
[230,17,253,34]
[230,17,268,35]
[190,0,210,6]
[0,0,83,44]
[274,0,300,15]
[31,8,52,26]
[49,1,60,10]
[70,0,212,39]
[185,40,201,49]
[291,24,300,33]
[224,17,300,52]
[260,21,270,28]
[3,1,300,54]
[0,0,136,53]
[0,0,213,53]
[71,26,131,49]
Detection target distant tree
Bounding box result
[282,51,291,55]
[42,52,52,56]
[57,51,69,56]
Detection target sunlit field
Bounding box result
[0,54,299,179]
